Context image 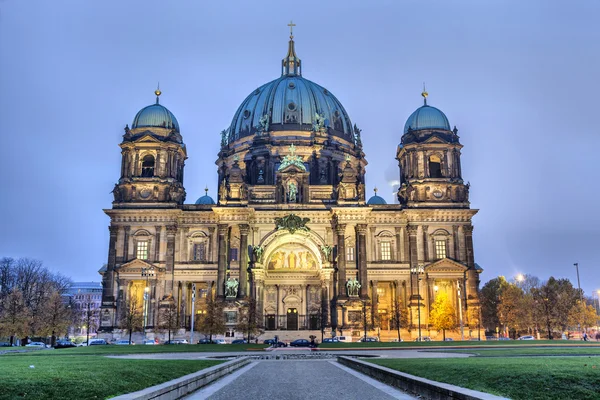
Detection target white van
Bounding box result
[334,336,352,343]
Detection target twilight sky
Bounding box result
[0,0,598,296]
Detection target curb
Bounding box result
[111,357,250,400]
[337,356,508,400]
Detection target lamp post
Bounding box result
[362,299,368,342]
[141,266,155,341]
[411,265,424,340]
[190,283,196,344]
[574,263,583,333]
[457,280,465,341]
[86,302,92,346]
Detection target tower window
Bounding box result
[136,241,149,260]
[229,248,238,262]
[435,240,447,259]
[429,155,442,178]
[141,155,155,177]
[193,243,207,262]
[346,246,355,262]
[380,242,391,261]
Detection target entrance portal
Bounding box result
[287,308,298,330]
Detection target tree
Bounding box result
[480,276,509,333]
[498,283,527,339]
[390,296,409,342]
[429,291,456,340]
[198,294,225,341]
[0,288,30,345]
[568,303,599,331]
[158,301,178,343]
[119,293,143,344]
[532,277,578,339]
[38,291,73,346]
[236,298,260,343]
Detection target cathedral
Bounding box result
[99,27,481,341]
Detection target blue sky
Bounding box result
[0,0,598,296]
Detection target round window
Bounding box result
[243,110,251,119]
[288,82,296,89]
[287,102,297,111]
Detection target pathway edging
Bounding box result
[111,357,250,400]
[338,356,508,400]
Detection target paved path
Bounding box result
[183,360,416,400]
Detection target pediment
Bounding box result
[278,164,308,174]
[423,135,448,144]
[425,258,467,273]
[117,259,165,274]
[133,134,162,144]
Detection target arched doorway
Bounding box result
[287,308,298,330]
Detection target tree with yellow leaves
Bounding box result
[430,291,456,340]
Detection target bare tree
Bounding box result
[38,292,73,346]
[119,292,143,344]
[390,296,409,342]
[158,301,178,343]
[198,294,225,341]
[236,298,259,343]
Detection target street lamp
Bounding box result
[457,280,465,341]
[574,263,583,333]
[411,265,424,340]
[141,267,155,341]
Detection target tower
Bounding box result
[112,88,187,206]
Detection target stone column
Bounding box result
[371,280,378,326]
[216,224,228,298]
[403,226,410,263]
[166,225,177,293]
[122,226,131,262]
[395,227,403,262]
[458,225,466,262]
[154,226,161,262]
[464,225,478,300]
[336,223,347,299]
[321,285,329,326]
[422,225,429,262]
[237,224,249,299]
[355,224,368,299]
[208,227,216,262]
[102,225,118,303]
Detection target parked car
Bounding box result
[115,340,134,345]
[212,339,226,345]
[498,337,512,341]
[88,339,108,345]
[0,342,13,347]
[231,339,247,344]
[444,338,454,341]
[25,342,47,348]
[322,338,339,343]
[165,339,188,345]
[518,335,535,340]
[359,336,378,342]
[414,337,431,342]
[197,338,212,344]
[263,339,287,347]
[390,338,404,342]
[333,336,352,343]
[143,339,157,345]
[54,340,77,349]
[290,339,311,347]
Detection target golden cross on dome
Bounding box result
[288,20,296,38]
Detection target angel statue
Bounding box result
[225,278,239,297]
[313,113,326,132]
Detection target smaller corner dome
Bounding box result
[195,195,215,205]
[367,194,387,205]
[403,105,450,134]
[132,101,180,132]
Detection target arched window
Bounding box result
[429,155,442,178]
[141,155,155,177]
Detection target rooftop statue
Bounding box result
[278,144,306,171]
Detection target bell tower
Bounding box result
[112,89,187,206]
[396,90,469,208]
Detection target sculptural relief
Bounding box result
[268,245,317,270]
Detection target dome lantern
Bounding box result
[282,21,301,77]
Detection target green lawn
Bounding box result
[318,339,600,349]
[0,354,222,400]
[3,343,267,356]
[366,357,600,400]
[433,347,600,357]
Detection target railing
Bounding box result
[263,315,323,330]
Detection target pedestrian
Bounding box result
[582,332,588,341]
[595,332,600,342]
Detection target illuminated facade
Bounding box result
[99,29,481,340]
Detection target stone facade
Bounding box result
[99,35,481,341]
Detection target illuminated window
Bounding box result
[377,287,386,297]
[193,243,206,261]
[380,242,391,261]
[347,246,355,261]
[141,155,155,177]
[435,240,447,259]
[136,241,149,260]
[199,289,208,298]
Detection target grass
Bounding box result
[366,356,600,400]
[0,354,222,400]
[3,343,268,356]
[318,339,600,349]
[433,347,600,357]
